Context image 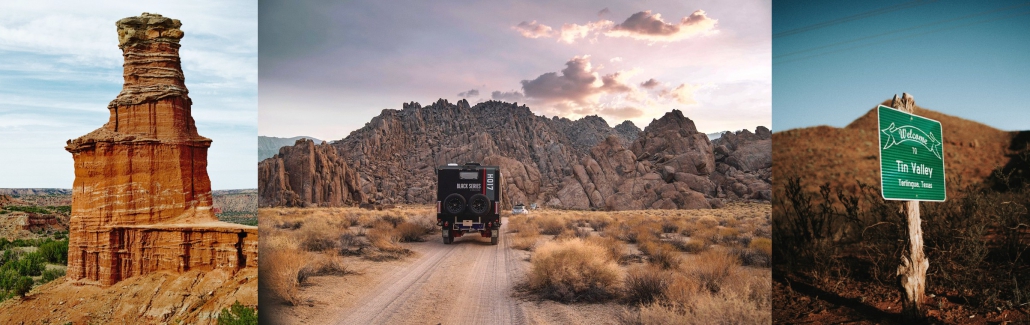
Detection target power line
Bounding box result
[773,9,1030,66]
[774,0,938,38]
[774,2,1030,59]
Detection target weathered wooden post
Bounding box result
[877,93,945,321]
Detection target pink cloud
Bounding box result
[515,10,717,44]
[640,78,660,89]
[606,10,717,42]
[557,20,613,44]
[512,20,556,38]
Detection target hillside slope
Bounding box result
[773,99,1016,200]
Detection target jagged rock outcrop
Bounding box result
[258,98,771,210]
[64,13,257,287]
[711,127,773,200]
[258,138,367,207]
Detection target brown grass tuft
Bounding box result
[671,237,708,253]
[536,214,570,235]
[585,235,628,263]
[528,238,623,302]
[624,265,672,304]
[686,249,740,293]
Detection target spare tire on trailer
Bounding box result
[443,193,466,214]
[468,194,491,215]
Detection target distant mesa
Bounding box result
[258,98,771,210]
[64,12,257,287]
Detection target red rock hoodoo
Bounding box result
[65,13,257,286]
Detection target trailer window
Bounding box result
[459,172,479,180]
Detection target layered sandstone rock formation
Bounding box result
[260,99,771,210]
[64,13,257,286]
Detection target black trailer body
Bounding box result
[436,162,502,245]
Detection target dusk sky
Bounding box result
[260,0,771,141]
[0,0,257,189]
[774,0,1030,132]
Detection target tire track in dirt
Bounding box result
[334,217,525,324]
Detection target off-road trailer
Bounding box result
[436,162,502,245]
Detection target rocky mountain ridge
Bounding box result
[259,99,770,210]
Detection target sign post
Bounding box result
[878,93,944,321]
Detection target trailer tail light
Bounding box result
[437,201,441,214]
[494,202,499,214]
[444,221,449,227]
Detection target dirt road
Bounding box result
[333,217,527,324]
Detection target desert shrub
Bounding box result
[750,238,772,258]
[536,214,568,235]
[628,224,660,244]
[296,266,314,285]
[40,268,65,283]
[13,276,32,297]
[343,212,362,227]
[528,238,622,302]
[511,235,537,251]
[697,215,719,229]
[585,236,627,262]
[511,218,542,251]
[275,220,303,230]
[381,213,407,227]
[554,227,591,241]
[0,269,19,291]
[259,248,305,305]
[629,270,769,325]
[687,250,739,293]
[624,265,672,304]
[671,237,707,253]
[508,217,537,234]
[660,219,681,233]
[716,227,740,244]
[693,228,719,245]
[367,225,400,249]
[396,222,431,242]
[300,229,337,252]
[338,232,363,248]
[634,290,770,325]
[590,215,613,231]
[217,301,257,325]
[38,240,68,264]
[732,248,769,267]
[216,300,256,325]
[296,257,353,285]
[365,225,411,261]
[3,252,45,276]
[662,274,701,308]
[647,245,681,270]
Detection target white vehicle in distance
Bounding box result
[512,203,528,215]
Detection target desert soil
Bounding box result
[271,217,626,325]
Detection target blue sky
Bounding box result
[773,0,1030,132]
[0,0,257,189]
[259,0,771,140]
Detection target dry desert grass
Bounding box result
[259,206,435,306]
[510,202,771,324]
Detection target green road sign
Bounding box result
[878,105,946,201]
